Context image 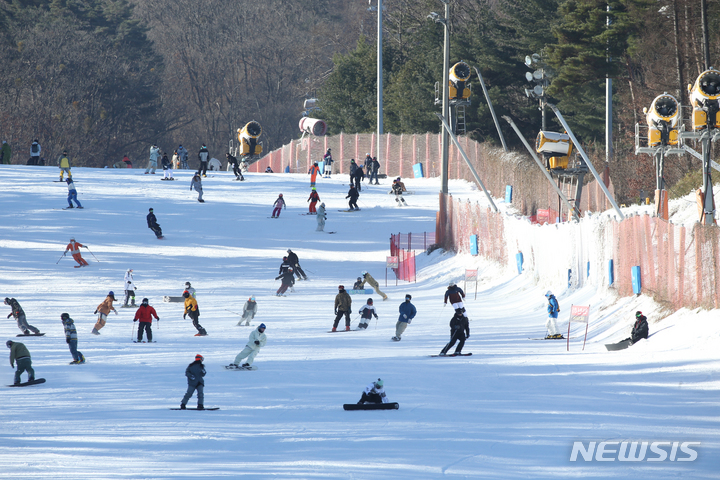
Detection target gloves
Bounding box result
[133,319,137,322]
[407,319,412,324]
[114,310,118,315]
[134,287,137,290]
[466,333,470,338]
[156,318,160,321]
[334,310,338,315]
[403,314,407,319]
[127,281,131,285]
[254,340,260,345]
[183,314,187,319]
[93,310,97,314]
[7,313,11,318]
[66,339,70,344]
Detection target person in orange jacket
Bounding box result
[307,187,320,214]
[308,162,321,187]
[64,237,89,267]
[133,298,159,342]
[92,291,118,335]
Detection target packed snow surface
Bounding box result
[0,166,718,479]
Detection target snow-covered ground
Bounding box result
[0,165,717,479]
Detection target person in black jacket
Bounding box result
[275,267,295,296]
[286,249,307,280]
[146,208,163,238]
[346,185,359,211]
[180,354,206,410]
[439,308,470,355]
[351,165,364,191]
[226,152,244,181]
[628,311,649,344]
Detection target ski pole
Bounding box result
[225,309,243,317]
[56,252,66,264]
[84,246,100,262]
[131,321,136,341]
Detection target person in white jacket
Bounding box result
[145,144,161,174]
[237,296,257,326]
[123,269,137,307]
[358,378,389,404]
[231,324,266,367]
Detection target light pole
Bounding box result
[369,0,384,169]
[429,1,450,194]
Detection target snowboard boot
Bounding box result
[241,363,250,368]
[67,205,74,209]
[131,300,136,307]
[180,404,186,410]
[332,327,337,332]
[91,328,100,335]
[197,404,204,410]
[438,352,447,356]
[79,354,85,364]
[345,325,351,331]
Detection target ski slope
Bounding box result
[0,165,718,479]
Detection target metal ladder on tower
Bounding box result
[456,104,467,135]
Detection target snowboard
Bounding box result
[343,402,399,411]
[605,339,633,351]
[327,329,360,333]
[348,289,373,295]
[529,336,568,340]
[338,209,361,212]
[170,407,219,411]
[224,364,257,371]
[163,296,184,303]
[133,340,157,343]
[63,206,84,210]
[120,305,139,308]
[429,353,472,357]
[194,333,208,336]
[16,333,45,337]
[8,378,46,387]
[387,190,414,195]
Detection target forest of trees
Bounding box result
[1,0,718,201]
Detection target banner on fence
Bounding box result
[567,305,590,351]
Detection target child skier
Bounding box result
[4,297,40,335]
[180,354,206,410]
[6,340,35,385]
[307,187,320,214]
[357,298,378,329]
[61,313,85,364]
[275,267,295,296]
[237,296,257,326]
[316,203,326,231]
[92,291,118,335]
[66,178,83,208]
[190,174,204,202]
[133,298,159,342]
[161,152,174,180]
[230,323,267,368]
[439,308,470,356]
[346,185,359,211]
[183,290,207,335]
[271,193,285,218]
[123,269,137,307]
[357,378,389,404]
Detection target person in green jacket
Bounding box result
[58,151,72,181]
[0,141,12,165]
[6,340,34,385]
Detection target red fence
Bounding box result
[390,232,436,256]
[394,249,416,283]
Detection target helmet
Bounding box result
[357,277,362,281]
[149,208,153,212]
[108,291,115,298]
[312,187,316,191]
[250,296,255,301]
[283,256,287,261]
[70,237,75,241]
[182,291,190,298]
[448,282,456,287]
[141,298,149,305]
[375,378,383,388]
[61,313,70,320]
[66,178,72,184]
[367,298,373,304]
[405,294,412,300]
[320,202,325,207]
[195,354,204,362]
[455,308,464,314]
[545,291,552,297]
[635,311,643,318]
[338,285,345,290]
[127,269,133,272]
[287,249,292,253]
[3,298,9,305]
[6,340,13,348]
[185,282,191,287]
[361,271,367,276]
[279,193,283,197]
[366,153,370,156]
[258,323,266,330]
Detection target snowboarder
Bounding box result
[237,296,257,326]
[286,249,308,280]
[197,144,209,177]
[190,173,204,202]
[147,208,163,239]
[29,139,41,165]
[161,152,174,180]
[544,291,562,339]
[65,178,83,209]
[180,354,206,410]
[444,282,467,317]
[183,290,206,335]
[122,154,132,168]
[4,297,40,335]
[145,144,160,174]
[308,162,321,187]
[360,271,387,300]
[307,187,320,214]
[123,269,137,307]
[351,164,364,191]
[64,237,89,267]
[61,313,85,364]
[363,153,373,178]
[133,298,159,342]
[230,323,267,368]
[57,151,72,180]
[316,203,327,232]
[392,294,416,341]
[271,193,285,218]
[332,285,352,331]
[369,157,380,185]
[322,148,333,177]
[177,145,189,169]
[357,298,378,330]
[346,185,359,211]
[358,378,388,404]
[184,282,196,298]
[92,291,118,335]
[226,153,244,181]
[275,267,295,296]
[439,308,470,356]
[352,277,363,290]
[265,166,274,173]
[6,340,34,385]
[349,158,358,176]
[624,311,649,345]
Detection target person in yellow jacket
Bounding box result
[58,151,72,181]
[92,291,118,335]
[183,290,207,335]
[360,271,388,300]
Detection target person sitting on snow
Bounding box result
[624,311,649,345]
[357,378,389,404]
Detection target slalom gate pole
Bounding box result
[56,252,66,264]
[85,247,100,262]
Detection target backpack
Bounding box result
[31,143,39,154]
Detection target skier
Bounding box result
[363,153,373,178]
[147,208,163,239]
[197,144,209,177]
[184,282,196,298]
[58,151,72,181]
[439,308,470,356]
[4,297,40,335]
[180,354,206,410]
[6,340,34,385]
[230,323,267,368]
[177,145,189,169]
[171,150,180,170]
[352,277,364,290]
[64,237,89,267]
[226,153,244,181]
[271,193,285,218]
[360,271,388,300]
[357,378,389,404]
[357,298,378,330]
[61,313,85,364]
[351,164,364,191]
[308,162,321,187]
[237,296,257,326]
[346,185,359,211]
[444,282,467,317]
[133,298,159,342]
[275,267,295,296]
[92,291,118,335]
[624,311,649,345]
[29,139,41,165]
[183,290,207,335]
[286,249,308,280]
[392,294,416,341]
[307,187,320,214]
[161,152,174,180]
[322,148,333,178]
[316,203,327,232]
[369,157,380,185]
[349,158,358,176]
[391,178,407,206]
[544,291,562,339]
[65,178,83,209]
[0,140,10,164]
[190,173,204,202]
[145,144,160,174]
[123,269,137,307]
[332,285,352,331]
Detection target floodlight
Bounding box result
[525,55,533,67]
[525,72,533,82]
[533,70,543,80]
[533,85,544,96]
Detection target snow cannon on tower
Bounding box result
[688,68,720,131]
[536,131,573,170]
[643,94,680,147]
[449,61,472,101]
[237,121,263,158]
[299,117,327,136]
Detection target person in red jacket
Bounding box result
[307,187,320,214]
[133,298,159,342]
[64,237,89,267]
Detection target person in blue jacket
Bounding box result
[545,291,562,339]
[66,178,83,209]
[392,294,416,341]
